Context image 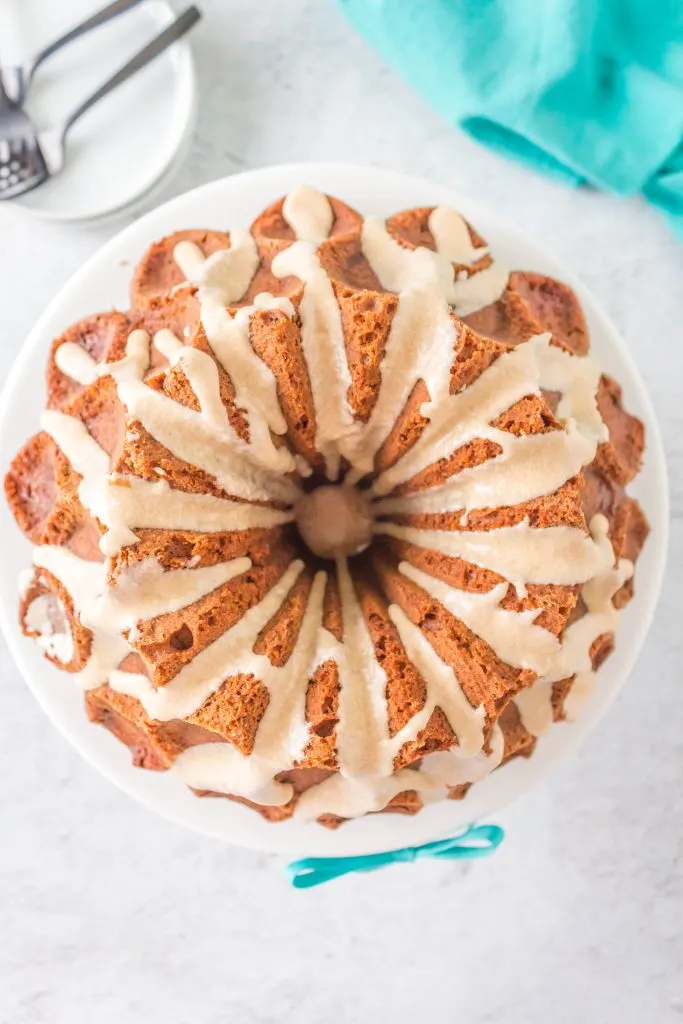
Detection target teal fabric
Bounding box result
[338,0,683,236]
[286,823,504,888]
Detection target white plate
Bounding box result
[0,0,197,222]
[0,163,669,857]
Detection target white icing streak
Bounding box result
[282,186,333,243]
[200,294,296,472]
[24,593,75,663]
[541,520,632,686]
[388,603,485,756]
[343,280,456,481]
[153,329,184,360]
[117,378,299,504]
[361,214,508,316]
[173,347,229,429]
[294,726,505,822]
[377,519,612,594]
[375,423,595,516]
[54,327,186,389]
[173,569,328,805]
[115,560,304,723]
[372,332,603,502]
[55,329,151,386]
[173,228,259,306]
[371,336,540,497]
[514,682,555,736]
[514,516,632,736]
[562,672,597,721]
[41,410,111,527]
[450,262,510,317]
[102,476,292,555]
[32,545,128,691]
[427,207,489,264]
[398,562,560,673]
[534,335,608,443]
[334,558,389,776]
[105,556,252,635]
[272,242,354,479]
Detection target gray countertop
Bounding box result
[1,2,681,1021]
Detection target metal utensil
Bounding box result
[0,0,146,106]
[0,5,201,201]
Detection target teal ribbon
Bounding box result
[286,823,504,889]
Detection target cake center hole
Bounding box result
[294,484,374,560]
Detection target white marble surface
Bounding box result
[1,2,681,1021]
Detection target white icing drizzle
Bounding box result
[374,422,595,516]
[200,294,294,471]
[450,262,511,318]
[102,476,292,555]
[41,410,111,528]
[32,543,257,695]
[371,333,603,499]
[532,334,608,443]
[387,603,485,756]
[427,206,489,264]
[514,516,633,736]
[562,672,597,722]
[172,346,229,429]
[282,186,334,243]
[272,242,355,479]
[397,562,560,674]
[54,329,151,386]
[113,560,305,723]
[21,187,640,823]
[361,213,508,316]
[294,726,505,822]
[343,279,457,481]
[103,556,252,631]
[117,376,299,504]
[514,682,555,736]
[173,228,259,306]
[153,328,184,360]
[24,593,75,663]
[371,333,541,497]
[334,557,390,776]
[32,545,128,690]
[172,568,327,806]
[376,519,612,594]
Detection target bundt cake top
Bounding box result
[6,185,647,825]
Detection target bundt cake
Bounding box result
[5,184,649,827]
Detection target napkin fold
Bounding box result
[338,0,683,235]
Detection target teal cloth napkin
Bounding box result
[338,0,683,235]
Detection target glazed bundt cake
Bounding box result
[5,185,649,826]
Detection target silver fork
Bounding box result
[0,0,146,106]
[0,5,201,201]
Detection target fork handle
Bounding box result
[59,6,201,138]
[29,0,146,81]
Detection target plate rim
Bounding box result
[0,162,670,857]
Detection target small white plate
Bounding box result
[0,0,197,222]
[0,164,669,857]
